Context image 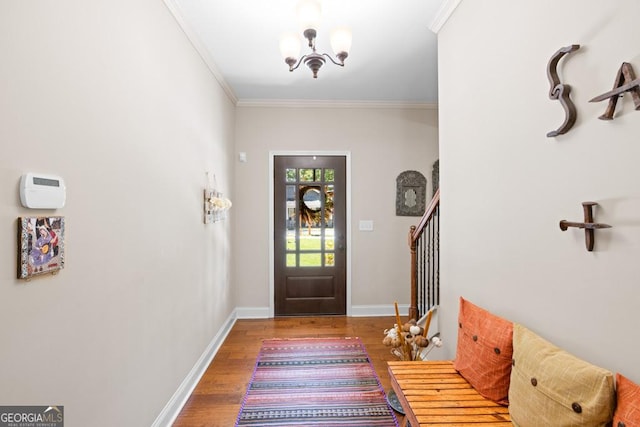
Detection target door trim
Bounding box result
[269,151,352,318]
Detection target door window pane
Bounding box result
[325,253,335,267]
[286,185,296,231]
[286,253,297,267]
[286,168,296,182]
[324,234,334,250]
[299,168,314,182]
[324,185,334,227]
[302,235,321,250]
[286,233,296,251]
[324,169,335,182]
[300,253,321,267]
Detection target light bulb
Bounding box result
[330,27,352,57]
[296,0,322,31]
[279,33,301,61]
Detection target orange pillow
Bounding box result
[453,297,513,404]
[614,373,640,427]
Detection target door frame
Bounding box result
[269,150,352,318]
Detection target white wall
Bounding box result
[0,1,235,425]
[234,106,438,315]
[438,0,640,383]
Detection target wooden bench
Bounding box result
[388,360,511,427]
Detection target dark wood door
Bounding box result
[274,155,347,316]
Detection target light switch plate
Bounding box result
[359,220,374,231]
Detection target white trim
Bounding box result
[235,306,271,319]
[238,99,437,109]
[269,156,275,318]
[151,310,237,427]
[351,304,411,317]
[345,154,352,316]
[269,151,352,317]
[162,0,238,105]
[233,304,412,318]
[429,0,463,34]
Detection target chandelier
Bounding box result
[279,0,352,79]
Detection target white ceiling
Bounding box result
[167,0,445,105]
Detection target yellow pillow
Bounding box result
[509,324,615,426]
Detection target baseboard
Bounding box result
[350,304,410,317]
[232,304,411,319]
[235,306,271,319]
[151,310,237,427]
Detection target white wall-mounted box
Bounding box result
[19,173,66,209]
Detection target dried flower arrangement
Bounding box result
[384,302,443,361]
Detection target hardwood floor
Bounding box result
[173,316,405,427]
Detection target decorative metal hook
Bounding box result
[559,202,611,252]
[589,62,640,120]
[546,44,580,137]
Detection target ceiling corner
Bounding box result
[429,0,463,34]
[162,0,238,105]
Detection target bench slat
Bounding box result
[414,423,512,427]
[388,360,511,427]
[407,399,508,408]
[417,415,511,423]
[412,407,509,415]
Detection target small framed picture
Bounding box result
[17,216,65,279]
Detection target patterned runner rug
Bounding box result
[235,337,399,426]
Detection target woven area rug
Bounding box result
[235,337,399,426]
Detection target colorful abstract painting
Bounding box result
[18,216,65,279]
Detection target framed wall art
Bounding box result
[17,216,65,280]
[396,170,426,216]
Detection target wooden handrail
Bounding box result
[411,187,440,243]
[408,187,440,321]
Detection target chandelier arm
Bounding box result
[288,54,311,72]
[321,53,345,67]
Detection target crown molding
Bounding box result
[237,99,438,109]
[163,0,238,105]
[429,0,463,33]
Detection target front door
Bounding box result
[274,155,347,316]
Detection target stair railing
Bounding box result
[408,188,440,321]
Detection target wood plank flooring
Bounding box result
[173,316,405,427]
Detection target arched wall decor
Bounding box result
[432,159,439,195]
[396,171,426,216]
